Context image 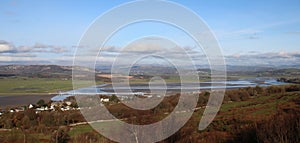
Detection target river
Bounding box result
[51,78,287,101]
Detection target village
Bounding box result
[0,96,112,116]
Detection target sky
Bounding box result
[0,0,300,66]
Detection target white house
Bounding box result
[65,101,72,106]
[50,105,55,110]
[100,98,110,102]
[28,104,34,109]
[134,92,144,96]
[36,107,45,111]
[15,107,25,112]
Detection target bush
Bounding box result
[229,109,300,143]
[51,127,70,143]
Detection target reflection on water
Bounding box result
[51,78,287,101]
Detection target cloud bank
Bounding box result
[0,40,299,67]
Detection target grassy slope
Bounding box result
[66,90,300,142]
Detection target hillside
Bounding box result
[0,84,299,142]
[0,65,99,78]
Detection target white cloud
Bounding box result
[285,31,300,35]
[1,39,299,67]
[0,55,42,62]
[0,40,71,65]
[0,44,13,52]
[0,56,11,61]
[225,51,300,66]
[0,40,68,54]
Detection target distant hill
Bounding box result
[129,65,178,75]
[0,65,73,78]
[1,64,300,79]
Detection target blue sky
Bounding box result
[0,0,300,66]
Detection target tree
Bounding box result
[254,85,263,95]
[72,132,99,143]
[21,115,31,129]
[41,112,55,126]
[51,127,70,143]
[227,91,241,101]
[37,99,46,107]
[70,101,78,108]
[109,94,119,103]
[239,90,250,101]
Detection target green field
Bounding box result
[69,124,94,136]
[0,77,102,95]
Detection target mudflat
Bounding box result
[0,94,55,108]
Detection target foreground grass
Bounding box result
[0,129,51,143]
[69,124,94,137]
[218,94,295,124]
[66,90,300,142]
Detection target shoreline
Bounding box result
[0,93,57,96]
[0,78,289,108]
